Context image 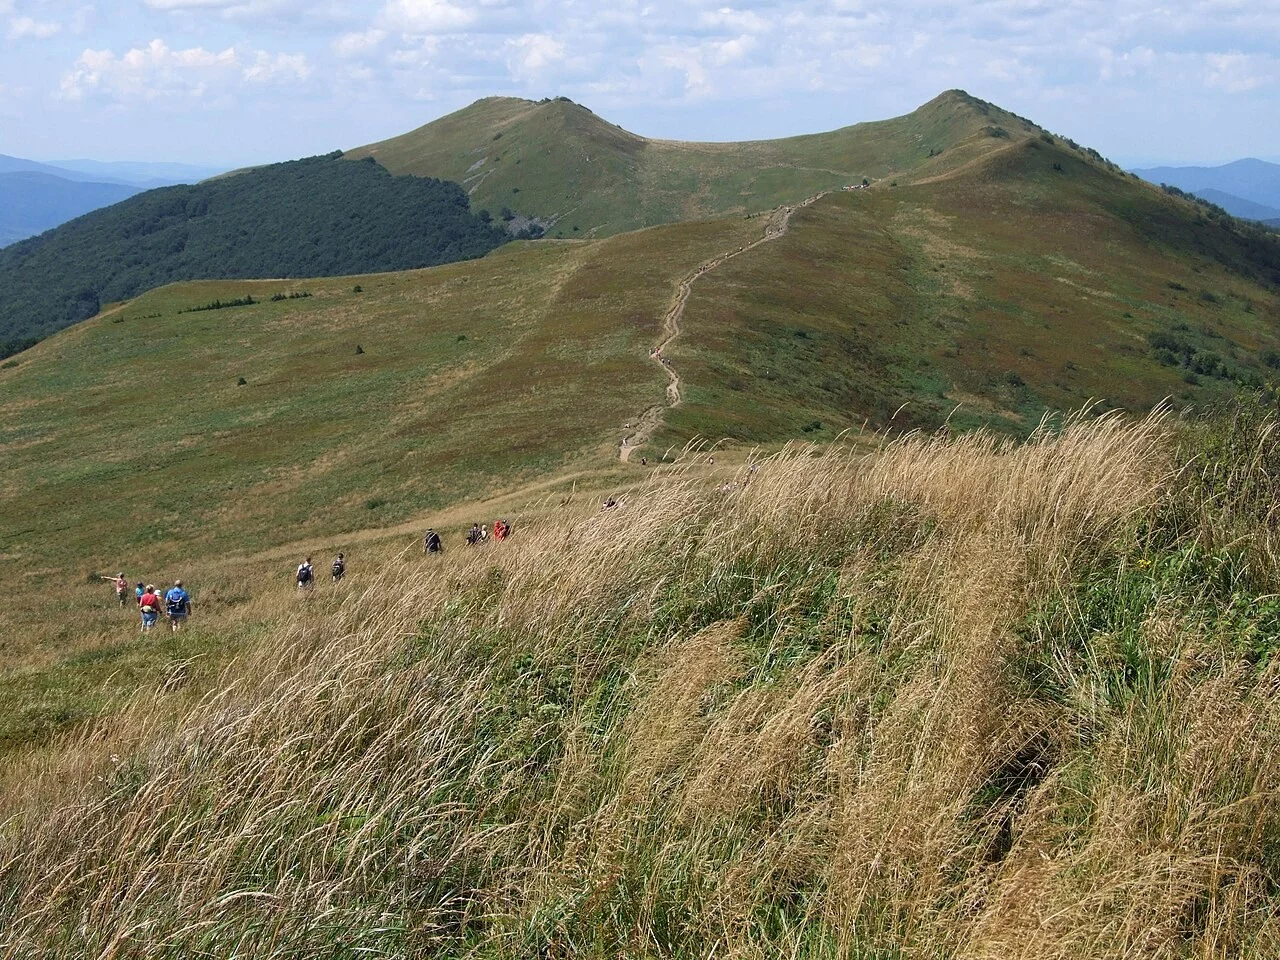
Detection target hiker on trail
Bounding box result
[101,572,128,607]
[641,457,647,466]
[479,524,489,544]
[493,519,509,542]
[164,580,191,632]
[466,523,481,546]
[331,553,345,582]
[138,584,161,632]
[296,557,315,591]
[424,529,442,554]
[135,581,145,605]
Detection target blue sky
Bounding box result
[0,0,1276,168]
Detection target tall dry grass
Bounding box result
[3,410,1280,958]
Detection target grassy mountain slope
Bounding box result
[6,410,1280,957]
[346,90,1041,238]
[0,172,140,249]
[5,124,1280,751]
[663,136,1280,444]
[0,215,760,747]
[0,153,507,347]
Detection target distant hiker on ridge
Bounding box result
[164,580,191,632]
[466,523,481,546]
[135,581,146,605]
[424,529,442,554]
[331,553,345,582]
[296,557,315,591]
[101,572,128,607]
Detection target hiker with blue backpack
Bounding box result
[164,580,191,632]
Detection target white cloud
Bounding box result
[58,38,307,102]
[505,33,566,81]
[333,28,386,59]
[243,50,310,83]
[700,7,770,34]
[8,16,61,39]
[379,0,476,34]
[1204,51,1272,93]
[143,0,236,8]
[709,34,755,66]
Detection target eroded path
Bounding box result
[620,192,828,461]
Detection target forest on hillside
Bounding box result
[0,153,510,350]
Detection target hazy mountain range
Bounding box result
[1132,158,1280,224]
[0,154,225,248]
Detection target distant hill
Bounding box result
[47,158,224,187]
[1133,158,1280,211]
[0,153,121,184]
[0,171,140,248]
[0,153,217,188]
[346,90,1045,238]
[0,152,508,350]
[1188,188,1280,222]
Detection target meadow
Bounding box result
[3,103,1280,954]
[2,405,1279,957]
[0,215,760,749]
[4,127,1279,755]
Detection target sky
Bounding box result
[0,0,1276,170]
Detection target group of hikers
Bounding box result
[101,573,191,633]
[295,553,345,590]
[423,519,512,552]
[106,519,523,628]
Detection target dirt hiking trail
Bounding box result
[620,191,829,461]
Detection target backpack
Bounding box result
[332,559,344,577]
[298,564,313,584]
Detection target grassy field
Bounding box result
[346,89,1043,239]
[5,408,1280,956]
[663,136,1280,446]
[0,216,761,749]
[2,115,1278,761]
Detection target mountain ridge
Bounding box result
[345,89,1043,238]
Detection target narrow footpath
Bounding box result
[619,191,829,461]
